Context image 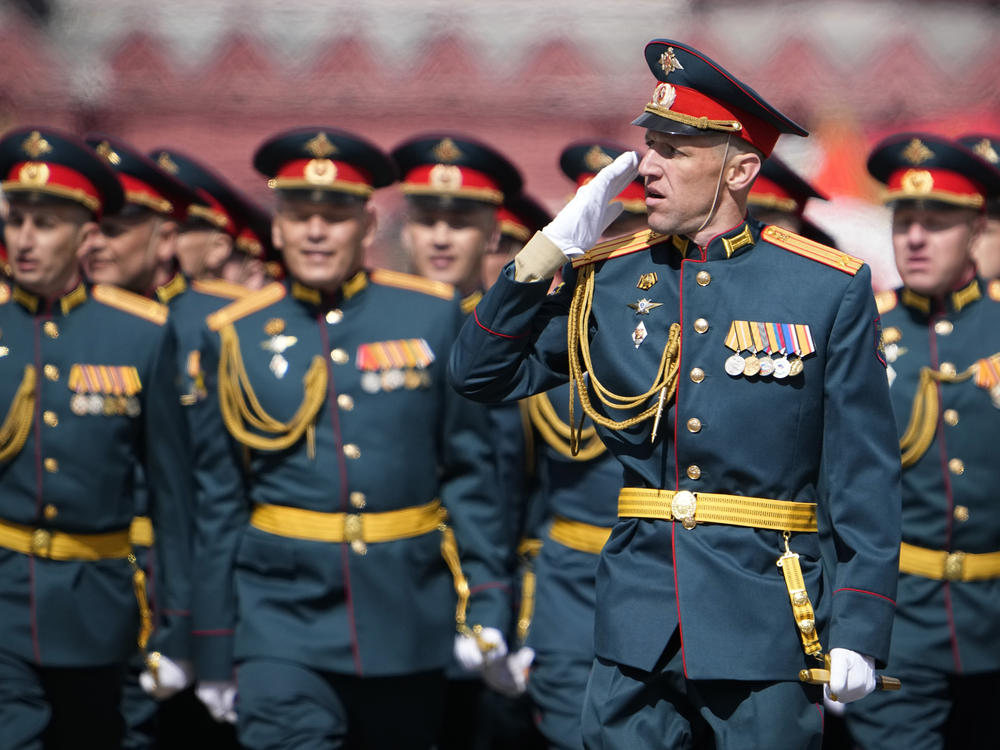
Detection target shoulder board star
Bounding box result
[92,285,168,325]
[762,225,863,276]
[572,229,673,268]
[370,268,454,300]
[208,282,286,331]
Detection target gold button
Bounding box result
[344,444,361,460]
[44,364,59,381]
[939,362,957,376]
[693,318,709,334]
[943,409,959,426]
[326,309,344,325]
[44,458,58,473]
[43,504,58,520]
[43,410,58,427]
[43,321,59,339]
[686,417,702,433]
[686,464,702,480]
[954,505,970,522]
[696,271,711,286]
[690,368,705,383]
[330,348,349,365]
[948,458,965,475]
[350,491,367,509]
[337,394,354,411]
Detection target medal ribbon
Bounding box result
[974,353,1000,389]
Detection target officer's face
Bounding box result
[402,203,498,294]
[4,199,96,297]
[273,197,375,294]
[892,204,982,297]
[970,215,1000,280]
[175,226,229,279]
[82,210,173,293]
[482,234,522,290]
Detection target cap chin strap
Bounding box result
[693,134,732,236]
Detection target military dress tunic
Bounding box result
[0,281,193,667]
[191,271,509,681]
[449,218,902,682]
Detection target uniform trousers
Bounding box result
[529,650,593,750]
[581,631,823,750]
[237,658,445,750]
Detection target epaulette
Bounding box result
[207,282,285,331]
[0,281,9,305]
[875,290,898,315]
[990,279,1000,302]
[192,278,252,301]
[370,268,454,300]
[92,284,168,325]
[460,290,483,315]
[762,225,864,276]
[571,229,673,269]
[155,273,187,305]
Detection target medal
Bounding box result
[382,369,405,391]
[991,384,1000,409]
[725,353,746,376]
[361,372,381,393]
[743,353,761,377]
[632,321,648,349]
[773,356,790,379]
[788,357,804,377]
[70,394,87,415]
[758,356,775,377]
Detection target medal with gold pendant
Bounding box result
[723,320,746,376]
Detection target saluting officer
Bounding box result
[844,134,1000,749]
[189,127,509,750]
[448,39,902,748]
[958,134,1000,280]
[0,126,194,748]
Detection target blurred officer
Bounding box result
[748,154,838,247]
[449,39,902,748]
[483,193,551,290]
[0,126,194,748]
[559,140,649,238]
[391,133,525,749]
[844,134,1000,749]
[958,134,1000,280]
[190,127,509,750]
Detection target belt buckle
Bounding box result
[344,514,367,556]
[943,551,965,581]
[671,491,697,530]
[31,528,52,557]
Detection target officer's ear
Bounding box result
[484,211,501,255]
[154,219,179,264]
[203,231,235,272]
[75,220,100,257]
[359,202,378,250]
[725,150,762,193]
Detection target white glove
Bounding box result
[826,647,876,704]
[542,151,640,257]
[482,646,535,698]
[196,680,238,724]
[138,652,194,700]
[453,626,508,672]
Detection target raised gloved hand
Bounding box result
[542,151,640,257]
[453,626,508,672]
[482,646,535,698]
[195,680,238,724]
[138,652,194,700]
[826,647,876,704]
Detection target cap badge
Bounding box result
[902,138,934,165]
[304,158,338,185]
[156,153,180,174]
[651,82,677,111]
[432,138,463,163]
[95,141,121,166]
[901,169,934,195]
[18,162,50,187]
[972,138,999,165]
[429,164,462,191]
[659,47,684,76]
[21,131,53,159]
[584,146,613,171]
[305,132,337,158]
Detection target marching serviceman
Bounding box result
[189,127,509,750]
[448,39,902,748]
[844,134,1000,749]
[0,126,194,748]
[958,134,1000,280]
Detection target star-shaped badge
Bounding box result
[628,298,663,315]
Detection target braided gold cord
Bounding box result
[0,365,36,462]
[526,392,606,461]
[899,365,975,467]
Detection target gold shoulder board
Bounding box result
[370,268,454,300]
[762,225,863,276]
[875,290,898,314]
[207,282,285,331]
[571,229,672,269]
[92,285,168,325]
[192,278,253,301]
[0,282,9,305]
[990,279,1000,302]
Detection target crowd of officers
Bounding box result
[0,34,998,750]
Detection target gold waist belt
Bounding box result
[549,516,613,554]
[129,516,154,547]
[250,499,445,545]
[0,517,132,560]
[618,487,818,532]
[899,541,1000,582]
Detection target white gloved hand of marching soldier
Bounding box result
[196,680,238,724]
[514,151,640,282]
[825,647,877,704]
[138,651,194,700]
[453,626,509,673]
